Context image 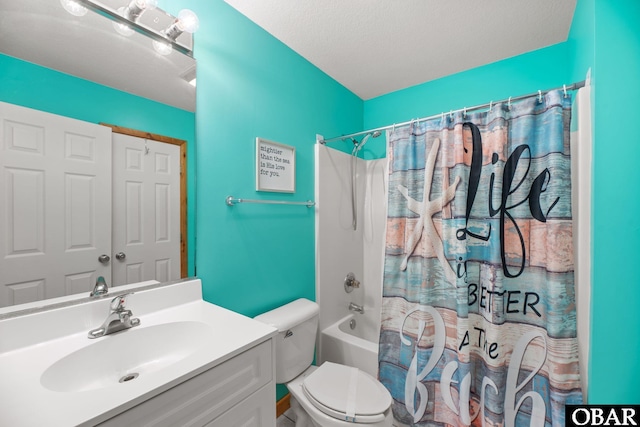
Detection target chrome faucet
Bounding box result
[88,293,140,339]
[348,302,364,314]
[89,276,108,297]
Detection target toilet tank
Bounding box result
[254,298,319,383]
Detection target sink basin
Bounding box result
[41,321,212,393]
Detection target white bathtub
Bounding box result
[319,314,379,378]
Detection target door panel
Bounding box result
[0,102,112,307]
[112,134,180,286]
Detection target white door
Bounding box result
[111,134,180,286]
[0,102,112,307]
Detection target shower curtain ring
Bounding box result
[489,101,493,112]
[563,84,568,98]
[508,96,512,110]
[449,110,453,121]
[538,90,543,103]
[463,107,467,119]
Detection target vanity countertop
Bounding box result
[0,278,277,427]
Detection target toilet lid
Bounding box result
[301,362,391,423]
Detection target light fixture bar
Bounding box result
[73,0,193,57]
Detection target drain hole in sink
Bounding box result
[119,373,139,383]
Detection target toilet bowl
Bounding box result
[288,365,393,427]
[254,298,392,427]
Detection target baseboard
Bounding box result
[276,393,291,418]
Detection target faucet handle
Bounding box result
[110,293,133,311]
[344,273,360,293]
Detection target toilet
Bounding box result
[255,298,393,427]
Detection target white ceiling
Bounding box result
[224,0,577,100]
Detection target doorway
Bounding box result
[103,124,188,286]
[0,102,187,307]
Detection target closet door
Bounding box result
[0,102,112,307]
[111,134,180,286]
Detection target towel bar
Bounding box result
[226,196,315,207]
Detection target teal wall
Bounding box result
[567,0,595,85]
[589,0,640,404]
[0,53,197,275]
[362,42,573,160]
[160,1,363,400]
[158,0,362,319]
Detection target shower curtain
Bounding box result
[378,90,582,427]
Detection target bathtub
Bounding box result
[319,314,379,378]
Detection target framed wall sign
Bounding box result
[255,138,296,193]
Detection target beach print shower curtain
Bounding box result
[379,90,582,427]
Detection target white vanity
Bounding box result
[0,278,278,426]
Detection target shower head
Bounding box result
[354,130,382,154]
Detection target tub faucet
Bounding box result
[89,276,108,297]
[88,293,140,339]
[348,302,364,314]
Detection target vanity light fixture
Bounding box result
[113,0,158,37]
[60,0,199,57]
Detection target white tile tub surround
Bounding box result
[315,144,387,375]
[0,278,278,427]
[315,145,366,333]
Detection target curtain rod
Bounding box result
[320,80,586,144]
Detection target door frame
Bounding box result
[100,123,188,279]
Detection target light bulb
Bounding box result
[162,9,199,41]
[124,0,157,21]
[60,0,88,17]
[113,7,135,36]
[133,0,157,11]
[176,9,199,33]
[113,21,135,36]
[153,40,173,56]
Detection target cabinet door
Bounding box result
[205,385,275,427]
[97,340,273,427]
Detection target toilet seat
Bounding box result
[301,362,391,424]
